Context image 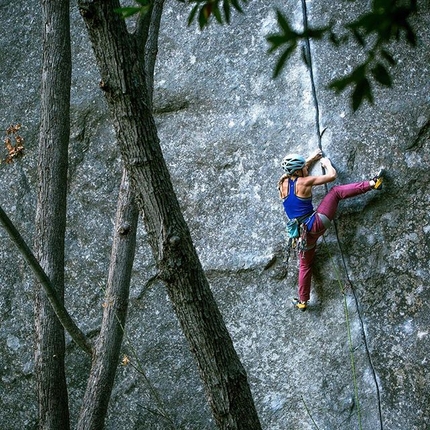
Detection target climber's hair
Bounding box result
[277,173,289,198]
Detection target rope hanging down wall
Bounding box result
[299,1,383,429]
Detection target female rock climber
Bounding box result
[277,149,383,311]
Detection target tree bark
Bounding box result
[34,0,72,428]
[0,205,92,355]
[77,3,164,428]
[77,170,138,430]
[78,1,261,428]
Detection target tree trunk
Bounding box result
[77,170,138,430]
[34,0,71,428]
[77,3,164,427]
[0,205,92,355]
[78,1,261,428]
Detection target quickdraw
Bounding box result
[285,211,315,255]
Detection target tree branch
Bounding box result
[144,0,165,104]
[0,205,93,355]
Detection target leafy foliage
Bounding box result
[267,10,329,78]
[115,0,418,111]
[115,0,249,29]
[114,0,152,18]
[2,124,24,164]
[268,0,418,111]
[179,0,249,29]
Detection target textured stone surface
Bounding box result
[0,0,429,429]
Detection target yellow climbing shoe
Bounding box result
[372,170,384,190]
[292,298,307,311]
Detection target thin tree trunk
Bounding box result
[78,1,261,428]
[0,205,92,355]
[77,170,139,429]
[34,0,72,428]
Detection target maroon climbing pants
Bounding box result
[297,181,372,303]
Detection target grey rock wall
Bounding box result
[0,1,429,429]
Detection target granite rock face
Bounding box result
[0,1,429,429]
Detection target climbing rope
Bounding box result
[300,1,383,429]
[323,237,362,428]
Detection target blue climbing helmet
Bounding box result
[281,153,306,175]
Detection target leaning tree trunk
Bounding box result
[77,170,138,430]
[78,0,261,428]
[34,0,72,428]
[77,3,164,428]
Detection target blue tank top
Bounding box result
[282,178,316,229]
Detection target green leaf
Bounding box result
[213,3,223,24]
[114,6,144,18]
[135,0,151,5]
[186,0,246,29]
[373,0,389,12]
[198,5,209,30]
[231,0,244,13]
[223,0,231,24]
[187,4,199,26]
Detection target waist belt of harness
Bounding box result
[296,211,315,225]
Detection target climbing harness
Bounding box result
[286,211,315,254]
[283,212,317,271]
